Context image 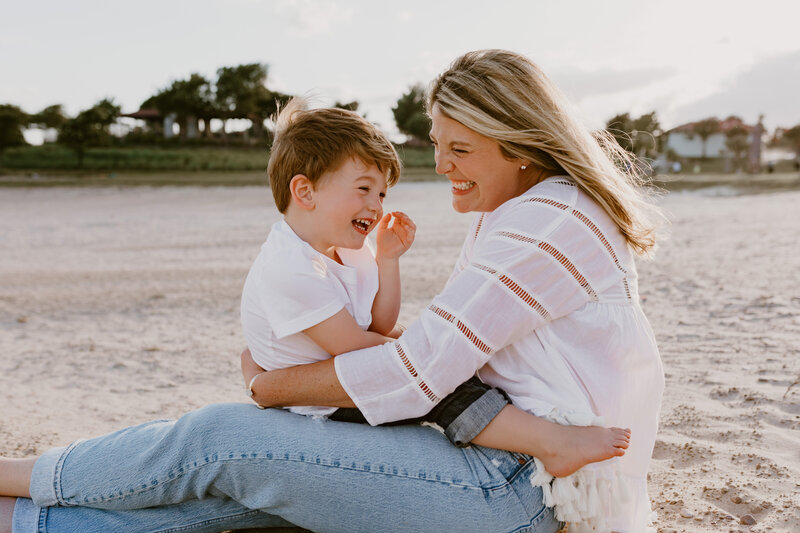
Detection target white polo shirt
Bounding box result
[241,219,378,416]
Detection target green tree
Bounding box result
[58,98,121,167]
[216,63,288,140]
[631,112,661,157]
[692,117,721,159]
[0,104,28,151]
[725,124,749,172]
[606,111,661,157]
[781,124,800,159]
[392,85,430,144]
[334,100,359,112]
[30,104,67,130]
[606,113,634,152]
[143,74,215,138]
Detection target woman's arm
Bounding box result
[243,349,354,408]
[242,304,394,406]
[249,203,611,424]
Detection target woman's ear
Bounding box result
[289,175,315,210]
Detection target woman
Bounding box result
[0,49,663,532]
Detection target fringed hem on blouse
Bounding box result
[529,409,656,533]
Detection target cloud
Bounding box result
[671,49,800,128]
[551,66,677,101]
[273,0,354,36]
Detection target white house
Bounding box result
[665,117,764,160]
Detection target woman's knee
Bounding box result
[185,402,252,423]
[174,403,270,443]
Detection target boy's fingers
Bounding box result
[394,215,413,230]
[390,211,412,223]
[377,213,392,229]
[398,225,415,246]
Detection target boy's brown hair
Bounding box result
[268,98,401,213]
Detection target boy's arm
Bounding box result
[369,256,401,335]
[242,310,391,407]
[369,212,415,335]
[304,307,393,356]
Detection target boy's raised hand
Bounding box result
[375,211,416,259]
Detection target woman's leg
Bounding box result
[11,495,301,533]
[0,458,35,498]
[0,497,14,533]
[23,403,560,533]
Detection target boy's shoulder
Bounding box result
[255,220,329,279]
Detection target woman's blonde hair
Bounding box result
[428,49,661,256]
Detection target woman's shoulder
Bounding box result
[483,176,581,236]
[490,176,623,243]
[477,176,635,286]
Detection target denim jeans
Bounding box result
[330,376,510,447]
[13,403,560,533]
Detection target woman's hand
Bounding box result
[375,211,416,260]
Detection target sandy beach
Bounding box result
[1,182,798,532]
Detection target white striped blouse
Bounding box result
[335,176,664,531]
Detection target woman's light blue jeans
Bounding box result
[13,403,560,532]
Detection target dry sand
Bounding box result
[1,183,798,532]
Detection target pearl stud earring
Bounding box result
[520,164,527,170]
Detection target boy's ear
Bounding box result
[289,174,315,210]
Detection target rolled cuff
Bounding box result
[12,497,41,533]
[444,387,509,447]
[28,441,81,508]
[334,342,436,425]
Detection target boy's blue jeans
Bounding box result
[330,376,510,447]
[13,404,560,533]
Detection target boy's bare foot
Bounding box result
[537,426,630,478]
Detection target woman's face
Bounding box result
[430,104,527,213]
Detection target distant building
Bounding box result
[122,108,162,122]
[121,108,195,139]
[664,117,764,160]
[121,108,164,136]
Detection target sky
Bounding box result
[2,0,799,142]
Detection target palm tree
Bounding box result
[782,124,800,160]
[693,118,721,159]
[725,125,749,172]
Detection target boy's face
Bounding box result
[311,157,387,251]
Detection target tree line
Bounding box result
[0,64,430,163]
[2,65,799,169]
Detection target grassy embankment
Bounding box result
[0,144,439,187]
[1,144,798,192]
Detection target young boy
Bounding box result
[241,99,630,478]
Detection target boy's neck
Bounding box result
[283,212,341,264]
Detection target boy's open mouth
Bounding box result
[352,218,374,235]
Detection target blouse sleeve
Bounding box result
[334,197,621,424]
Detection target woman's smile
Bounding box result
[430,105,527,213]
[450,179,476,193]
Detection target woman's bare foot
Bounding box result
[537,425,630,478]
